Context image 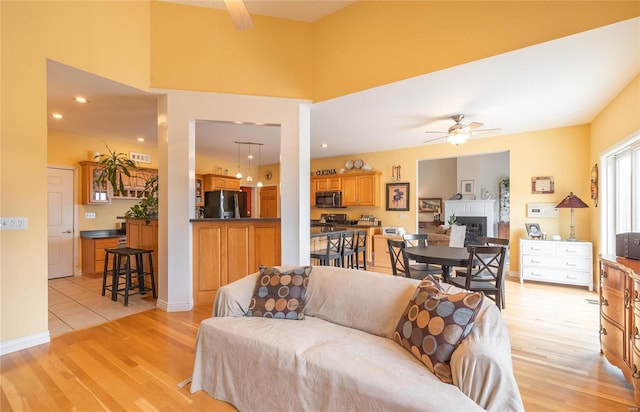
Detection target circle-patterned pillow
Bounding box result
[393,277,484,383]
[246,266,312,320]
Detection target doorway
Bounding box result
[47,166,75,279]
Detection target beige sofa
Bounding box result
[190,265,523,411]
[424,224,467,247]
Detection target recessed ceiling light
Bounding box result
[74,96,89,104]
[137,137,145,142]
[321,143,328,149]
[52,113,63,119]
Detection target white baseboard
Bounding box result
[0,331,50,356]
[156,299,193,312]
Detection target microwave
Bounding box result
[315,191,343,208]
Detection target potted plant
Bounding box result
[447,213,457,226]
[94,144,138,196]
[125,175,158,222]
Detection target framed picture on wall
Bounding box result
[461,180,474,195]
[419,198,441,213]
[386,182,410,211]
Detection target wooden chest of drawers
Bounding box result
[519,238,593,291]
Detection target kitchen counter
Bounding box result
[80,229,126,239]
[190,218,281,222]
[310,227,354,237]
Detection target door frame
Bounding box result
[48,165,80,276]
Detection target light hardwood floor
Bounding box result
[1,274,637,411]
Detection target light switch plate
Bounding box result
[1,217,28,230]
[85,212,96,219]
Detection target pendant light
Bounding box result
[235,142,243,179]
[246,144,253,182]
[257,144,263,187]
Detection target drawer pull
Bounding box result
[530,259,542,264]
[601,298,608,307]
[633,365,640,379]
[601,271,608,279]
[635,326,640,340]
[626,290,631,307]
[529,272,542,277]
[600,327,607,335]
[635,290,640,303]
[566,275,578,280]
[565,263,578,267]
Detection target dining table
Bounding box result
[404,245,471,282]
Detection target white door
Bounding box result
[48,167,74,279]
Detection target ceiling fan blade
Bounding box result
[424,130,447,134]
[224,0,253,30]
[466,122,484,130]
[472,128,501,134]
[423,135,447,144]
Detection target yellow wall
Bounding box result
[1,1,151,343]
[590,74,640,254]
[311,124,592,272]
[312,1,640,101]
[149,1,313,98]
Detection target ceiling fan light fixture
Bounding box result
[448,133,469,145]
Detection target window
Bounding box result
[602,136,640,253]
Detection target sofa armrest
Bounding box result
[450,303,524,412]
[212,272,259,317]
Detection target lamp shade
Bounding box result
[555,192,589,209]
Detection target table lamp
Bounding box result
[555,192,589,241]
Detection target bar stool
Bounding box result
[354,230,368,270]
[310,232,344,267]
[102,247,157,306]
[341,230,356,268]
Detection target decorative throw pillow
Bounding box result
[246,266,312,320]
[422,274,444,291]
[393,277,484,383]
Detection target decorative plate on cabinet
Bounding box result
[354,159,364,169]
[345,160,354,170]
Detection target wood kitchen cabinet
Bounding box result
[81,236,123,277]
[203,174,241,192]
[112,167,157,199]
[341,172,381,206]
[313,176,342,192]
[195,174,204,207]
[372,234,401,269]
[127,219,158,289]
[80,161,110,205]
[599,256,640,403]
[192,219,281,304]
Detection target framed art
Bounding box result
[386,182,410,211]
[461,180,474,195]
[525,223,543,239]
[531,176,554,194]
[419,198,441,213]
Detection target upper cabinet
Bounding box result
[341,172,381,207]
[195,174,204,207]
[80,161,158,204]
[80,161,110,205]
[203,174,241,192]
[310,171,381,207]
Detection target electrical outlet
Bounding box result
[399,213,407,219]
[0,217,28,230]
[85,212,96,219]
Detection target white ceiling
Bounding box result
[46,13,640,167]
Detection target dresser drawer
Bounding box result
[554,243,592,257]
[601,264,626,290]
[600,286,625,327]
[520,241,555,255]
[522,267,591,286]
[600,315,626,362]
[522,254,591,271]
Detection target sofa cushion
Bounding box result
[246,266,312,320]
[394,277,484,383]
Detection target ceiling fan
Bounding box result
[224,0,253,30]
[423,114,500,145]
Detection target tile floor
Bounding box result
[48,275,156,337]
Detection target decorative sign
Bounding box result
[531,176,554,194]
[315,169,337,176]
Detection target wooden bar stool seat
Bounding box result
[102,247,157,306]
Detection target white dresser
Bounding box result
[519,238,593,291]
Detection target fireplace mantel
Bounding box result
[443,200,498,237]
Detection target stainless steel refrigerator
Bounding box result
[204,190,248,218]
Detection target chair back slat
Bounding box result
[403,233,428,247]
[387,239,410,277]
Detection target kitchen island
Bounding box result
[191,218,281,304]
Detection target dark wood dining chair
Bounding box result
[341,230,356,268]
[446,245,507,310]
[387,239,435,280]
[354,230,368,270]
[476,236,509,247]
[310,232,344,267]
[402,233,443,277]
